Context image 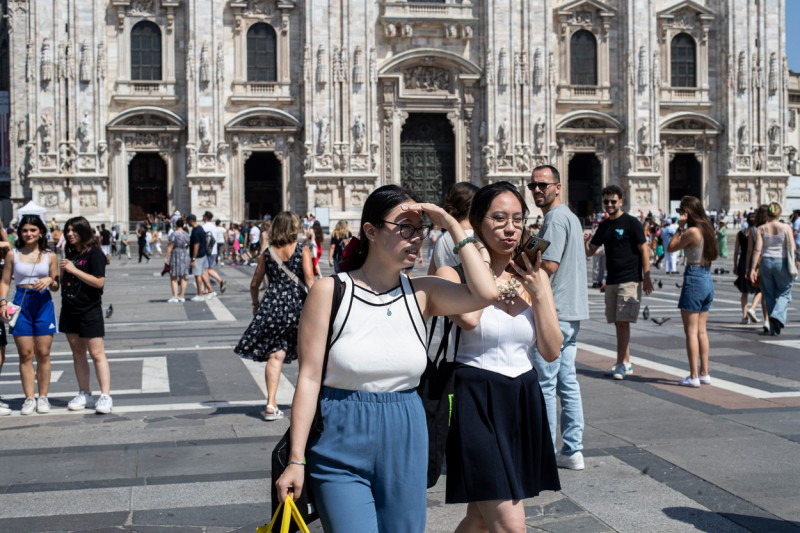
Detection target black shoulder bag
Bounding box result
[270,274,345,531]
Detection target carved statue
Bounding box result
[737,122,748,154]
[98,141,108,170]
[482,144,495,173]
[353,46,364,85]
[754,146,765,171]
[187,146,196,173]
[533,48,543,87]
[198,116,212,152]
[317,114,330,154]
[79,41,91,82]
[768,121,780,154]
[16,119,26,146]
[316,44,328,85]
[638,120,650,154]
[96,43,106,81]
[40,39,53,84]
[752,52,762,89]
[303,143,313,173]
[77,112,92,152]
[497,48,508,87]
[40,115,52,152]
[638,47,648,88]
[199,42,211,83]
[497,118,510,155]
[534,117,545,154]
[484,49,494,86]
[738,52,747,91]
[479,121,486,143]
[369,47,377,85]
[768,52,777,93]
[352,115,366,153]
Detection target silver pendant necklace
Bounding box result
[361,269,395,316]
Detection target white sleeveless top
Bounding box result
[455,305,536,378]
[324,272,428,392]
[13,249,51,285]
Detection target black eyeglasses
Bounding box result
[381,220,431,239]
[527,182,557,192]
[603,199,618,205]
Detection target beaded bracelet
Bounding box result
[287,460,305,466]
[452,236,476,254]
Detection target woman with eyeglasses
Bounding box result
[667,197,719,387]
[276,185,498,532]
[439,181,562,532]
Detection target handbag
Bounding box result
[268,246,308,294]
[417,264,465,488]
[257,495,310,533]
[3,253,39,330]
[784,227,798,277]
[270,274,344,531]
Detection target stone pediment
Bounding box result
[657,0,715,21]
[225,108,301,131]
[107,107,186,131]
[660,113,721,134]
[556,0,616,20]
[557,111,622,133]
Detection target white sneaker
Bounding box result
[20,397,36,415]
[678,376,700,388]
[190,295,206,302]
[177,297,186,303]
[206,291,217,299]
[167,297,179,303]
[68,391,94,411]
[36,396,51,414]
[556,451,585,470]
[611,363,631,380]
[0,400,10,416]
[698,374,712,385]
[604,363,633,378]
[95,394,113,414]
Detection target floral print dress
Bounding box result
[235,243,308,362]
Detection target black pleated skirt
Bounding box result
[445,365,560,503]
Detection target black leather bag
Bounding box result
[270,274,344,531]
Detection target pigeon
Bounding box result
[657,279,663,289]
[675,283,682,288]
[652,317,671,326]
[643,306,650,320]
[105,304,114,319]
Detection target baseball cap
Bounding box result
[186,214,197,222]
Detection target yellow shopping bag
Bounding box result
[256,494,311,533]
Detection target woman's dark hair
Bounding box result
[269,211,301,247]
[344,184,421,272]
[64,216,99,255]
[443,182,479,221]
[678,196,718,262]
[175,218,185,229]
[754,204,770,227]
[16,215,49,252]
[468,181,529,244]
[312,220,324,245]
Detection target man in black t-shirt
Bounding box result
[187,214,213,301]
[99,224,112,264]
[585,185,653,381]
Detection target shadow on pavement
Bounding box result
[663,506,800,533]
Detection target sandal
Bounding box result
[263,405,284,421]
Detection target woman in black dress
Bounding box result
[235,211,315,420]
[733,212,763,326]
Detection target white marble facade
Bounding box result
[4,0,792,226]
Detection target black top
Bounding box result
[100,229,112,245]
[590,213,646,285]
[330,232,352,261]
[189,226,207,259]
[137,229,148,245]
[62,246,106,313]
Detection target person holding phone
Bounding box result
[585,185,653,381]
[438,181,562,532]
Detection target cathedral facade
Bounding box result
[3,0,793,227]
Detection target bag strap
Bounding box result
[15,251,42,310]
[269,245,308,294]
[427,264,466,365]
[310,274,344,435]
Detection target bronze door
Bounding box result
[128,153,167,222]
[400,113,455,206]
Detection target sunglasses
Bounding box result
[527,182,557,192]
[603,199,618,205]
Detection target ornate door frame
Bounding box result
[659,114,720,209]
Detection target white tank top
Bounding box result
[456,305,536,378]
[13,249,51,285]
[324,272,428,392]
[762,232,786,259]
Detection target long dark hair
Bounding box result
[679,196,718,262]
[16,215,49,252]
[64,216,100,256]
[468,181,529,244]
[344,184,421,272]
[312,220,324,245]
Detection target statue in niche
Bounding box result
[316,44,328,85]
[16,119,26,146]
[198,116,212,152]
[59,143,75,173]
[199,42,211,83]
[768,121,780,154]
[482,144,495,173]
[754,146,765,171]
[77,112,92,152]
[752,53,762,89]
[638,47,648,88]
[497,118,510,155]
[638,120,650,154]
[768,53,777,93]
[497,48,508,87]
[352,115,366,154]
[479,121,486,143]
[79,41,91,83]
[534,117,545,154]
[40,115,52,152]
[302,143,313,172]
[26,40,35,82]
[737,122,748,154]
[98,141,107,170]
[317,114,330,154]
[96,43,106,81]
[738,52,747,91]
[40,39,53,84]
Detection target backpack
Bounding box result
[205,228,216,252]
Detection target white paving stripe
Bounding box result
[3,345,238,359]
[578,342,800,399]
[0,371,63,385]
[240,357,296,405]
[0,399,269,416]
[204,296,237,321]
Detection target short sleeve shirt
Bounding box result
[203,222,218,255]
[62,246,106,313]
[432,229,474,269]
[539,205,590,321]
[190,226,207,259]
[590,213,646,285]
[249,226,261,244]
[793,218,800,247]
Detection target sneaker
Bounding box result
[190,295,206,302]
[68,391,94,411]
[220,280,227,294]
[0,400,10,416]
[556,451,585,470]
[20,397,36,415]
[605,363,633,378]
[740,317,749,325]
[167,297,179,303]
[679,376,700,388]
[177,297,186,303]
[698,374,712,385]
[36,396,51,414]
[611,364,627,380]
[746,309,758,323]
[263,405,284,421]
[95,394,113,414]
[206,291,217,299]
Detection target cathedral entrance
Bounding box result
[244,152,282,221]
[128,153,167,223]
[567,153,602,224]
[400,113,455,205]
[669,153,702,203]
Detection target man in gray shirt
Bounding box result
[530,165,590,470]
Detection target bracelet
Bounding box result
[287,460,305,466]
[0,297,6,303]
[452,236,476,254]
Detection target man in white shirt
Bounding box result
[249,222,261,260]
[202,211,227,294]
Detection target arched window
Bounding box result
[671,33,696,87]
[131,21,162,81]
[570,30,597,86]
[247,23,277,82]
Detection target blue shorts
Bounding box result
[678,265,714,312]
[11,288,58,337]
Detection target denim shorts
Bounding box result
[678,265,714,312]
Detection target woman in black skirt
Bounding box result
[733,212,766,329]
[436,182,562,532]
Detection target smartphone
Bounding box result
[507,235,550,272]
